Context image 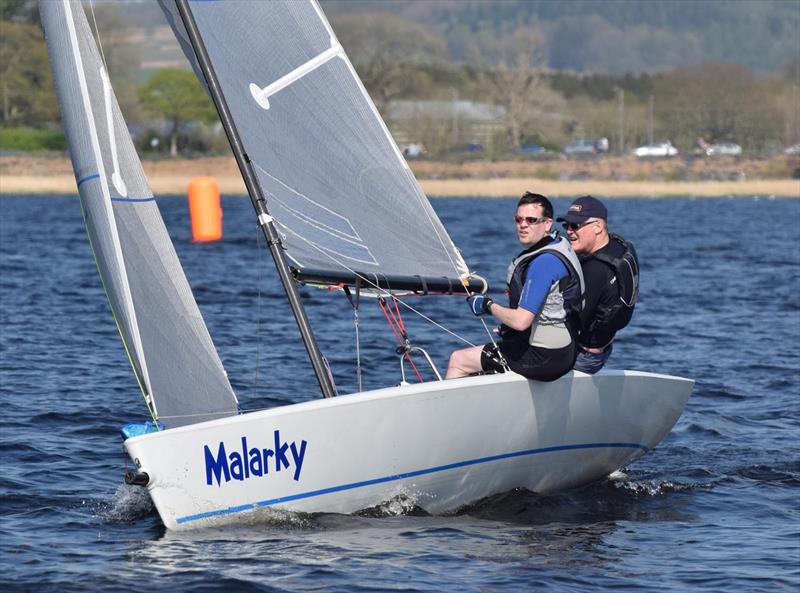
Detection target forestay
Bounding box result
[159,0,471,290]
[41,0,238,428]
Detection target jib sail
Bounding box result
[41,0,238,428]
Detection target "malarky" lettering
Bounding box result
[204,430,307,486]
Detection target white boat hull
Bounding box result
[124,370,693,530]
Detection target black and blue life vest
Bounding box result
[502,234,585,348]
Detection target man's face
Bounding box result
[565,218,602,253]
[515,203,552,247]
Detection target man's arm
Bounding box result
[578,260,606,327]
[487,301,535,331]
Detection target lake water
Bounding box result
[1,194,798,592]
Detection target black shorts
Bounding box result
[481,337,575,382]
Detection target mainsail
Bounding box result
[159,0,473,292]
[41,0,238,428]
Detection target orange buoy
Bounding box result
[188,176,222,242]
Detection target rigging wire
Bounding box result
[88,1,109,73]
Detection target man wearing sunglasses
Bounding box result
[557,196,639,374]
[446,192,584,381]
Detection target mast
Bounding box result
[174,0,336,399]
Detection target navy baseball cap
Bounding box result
[556,195,607,223]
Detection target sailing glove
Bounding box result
[467,294,494,316]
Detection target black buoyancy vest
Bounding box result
[503,235,585,340]
[587,234,639,333]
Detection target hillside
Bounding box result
[322,0,799,74]
[61,0,800,75]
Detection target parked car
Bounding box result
[564,137,608,156]
[444,142,485,156]
[784,143,800,156]
[633,141,678,158]
[510,144,547,155]
[705,142,742,156]
[401,143,427,158]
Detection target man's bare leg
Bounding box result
[446,345,485,378]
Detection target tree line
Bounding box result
[1,4,798,158]
[325,0,799,75]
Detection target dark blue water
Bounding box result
[1,194,798,592]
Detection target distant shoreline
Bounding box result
[1,155,798,198]
[3,175,797,199]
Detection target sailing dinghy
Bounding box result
[41,0,693,530]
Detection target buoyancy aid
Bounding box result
[585,234,639,334]
[502,234,585,349]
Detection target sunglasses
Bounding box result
[514,215,549,225]
[562,219,597,231]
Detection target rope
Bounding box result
[479,316,503,354]
[378,297,404,344]
[383,296,407,337]
[378,296,424,383]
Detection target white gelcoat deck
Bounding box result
[125,370,693,530]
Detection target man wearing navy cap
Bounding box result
[557,196,640,374]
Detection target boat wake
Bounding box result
[205,506,316,530]
[607,470,708,496]
[446,472,714,526]
[97,484,154,523]
[356,493,430,518]
[193,492,432,530]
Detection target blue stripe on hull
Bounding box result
[176,441,648,524]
